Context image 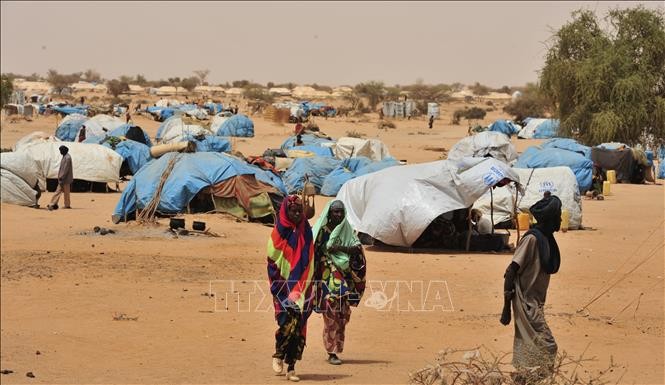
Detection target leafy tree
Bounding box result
[470,82,491,96]
[1,75,13,108]
[83,69,102,83]
[266,81,275,89]
[180,76,199,91]
[135,74,147,86]
[503,82,551,123]
[354,81,386,110]
[540,6,665,145]
[107,79,129,97]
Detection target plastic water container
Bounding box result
[561,209,570,232]
[603,180,611,196]
[517,213,530,231]
[606,170,617,184]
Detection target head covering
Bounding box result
[312,200,360,272]
[526,194,562,274]
[529,195,562,228]
[267,195,315,313]
[59,145,69,154]
[329,200,345,211]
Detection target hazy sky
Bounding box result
[1,1,663,87]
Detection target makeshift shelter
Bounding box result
[517,118,560,139]
[112,152,286,223]
[473,167,583,230]
[331,137,392,161]
[155,99,181,107]
[1,151,41,190]
[541,138,591,159]
[182,134,232,153]
[320,157,399,196]
[283,157,342,194]
[76,114,126,142]
[107,124,152,146]
[281,134,335,151]
[104,140,152,176]
[55,113,88,141]
[155,117,213,144]
[215,114,255,137]
[14,131,60,152]
[487,120,521,137]
[447,131,518,164]
[336,157,519,247]
[1,169,38,206]
[591,147,645,184]
[18,142,122,189]
[515,146,593,193]
[52,105,88,116]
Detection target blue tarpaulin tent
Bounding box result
[516,146,593,192]
[281,134,335,151]
[289,145,334,157]
[519,118,560,139]
[203,103,224,115]
[108,124,153,146]
[52,105,88,116]
[182,134,232,153]
[215,114,255,137]
[541,138,591,159]
[103,140,152,175]
[55,114,87,141]
[488,120,521,137]
[112,152,286,222]
[320,157,399,196]
[283,157,342,194]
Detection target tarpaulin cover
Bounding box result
[320,156,398,196]
[52,105,88,116]
[541,138,591,159]
[336,157,520,247]
[215,114,255,137]
[77,115,126,141]
[112,152,286,221]
[1,151,41,189]
[488,120,521,137]
[598,142,629,150]
[473,167,583,229]
[518,118,560,139]
[290,145,334,157]
[108,124,152,146]
[332,137,392,161]
[447,131,517,164]
[182,134,232,153]
[14,131,60,152]
[515,146,592,192]
[203,103,224,115]
[281,134,335,150]
[55,113,87,141]
[1,169,37,206]
[283,156,342,194]
[659,161,665,179]
[104,140,152,175]
[156,117,213,143]
[590,147,637,183]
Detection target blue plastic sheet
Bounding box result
[52,105,88,116]
[182,134,232,153]
[55,114,87,141]
[113,152,286,220]
[281,134,335,150]
[515,146,593,192]
[541,138,591,159]
[215,114,254,137]
[320,157,398,196]
[108,124,153,147]
[488,120,520,137]
[103,140,152,175]
[290,145,334,157]
[282,157,342,194]
[659,161,665,179]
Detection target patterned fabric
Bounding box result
[267,195,315,364]
[323,299,351,354]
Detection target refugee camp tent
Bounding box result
[112,152,286,223]
[77,114,126,141]
[515,146,593,193]
[336,157,520,247]
[447,131,518,164]
[283,157,342,194]
[517,118,560,139]
[182,134,232,153]
[1,169,37,206]
[155,99,181,107]
[287,145,334,157]
[598,142,629,150]
[281,134,335,151]
[55,113,88,141]
[18,142,122,188]
[487,120,521,137]
[210,113,230,134]
[155,117,213,144]
[52,105,88,116]
[107,124,152,146]
[541,138,591,159]
[13,131,60,152]
[215,114,254,137]
[183,107,209,120]
[591,147,644,184]
[473,167,583,230]
[104,140,152,176]
[331,137,392,161]
[320,157,399,196]
[1,151,41,189]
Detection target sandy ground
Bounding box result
[1,102,663,384]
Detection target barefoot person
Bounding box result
[312,200,367,365]
[47,145,73,211]
[267,195,315,382]
[500,193,562,381]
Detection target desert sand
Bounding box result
[1,101,663,384]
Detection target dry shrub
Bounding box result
[409,345,623,385]
[378,120,396,130]
[346,130,365,138]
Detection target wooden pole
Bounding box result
[514,182,521,245]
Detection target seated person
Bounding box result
[471,209,493,234]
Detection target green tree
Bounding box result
[540,6,665,145]
[47,69,70,93]
[354,81,386,111]
[180,76,199,92]
[503,82,551,123]
[107,79,129,97]
[1,75,13,108]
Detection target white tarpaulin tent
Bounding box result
[447,131,518,164]
[209,113,229,134]
[1,169,37,206]
[332,137,392,161]
[472,166,582,229]
[13,131,61,152]
[156,117,213,144]
[336,157,520,247]
[77,114,125,139]
[18,142,122,187]
[1,151,41,189]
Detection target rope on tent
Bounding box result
[137,154,182,224]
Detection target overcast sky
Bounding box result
[1,1,663,87]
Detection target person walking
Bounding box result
[500,192,562,382]
[267,195,316,382]
[47,145,73,210]
[312,200,367,365]
[428,114,434,129]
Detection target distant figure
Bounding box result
[428,115,434,129]
[78,125,87,143]
[234,105,239,115]
[378,108,384,120]
[47,145,73,211]
[294,119,304,136]
[80,96,85,105]
[295,134,304,147]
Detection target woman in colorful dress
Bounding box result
[312,200,367,365]
[267,195,316,382]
